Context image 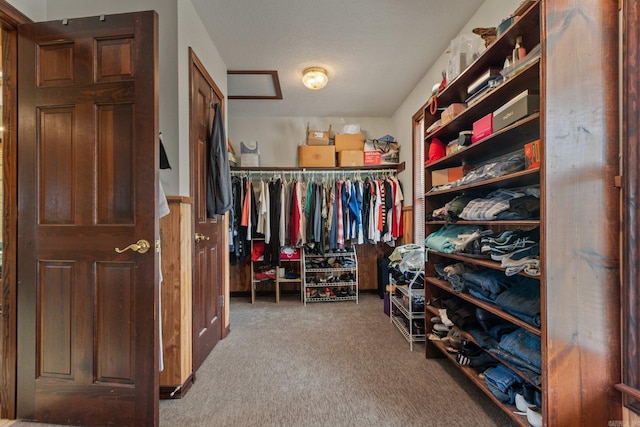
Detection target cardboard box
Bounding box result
[472,113,493,143]
[431,169,450,186]
[364,139,400,164]
[493,90,540,132]
[338,150,364,167]
[364,151,381,165]
[524,139,541,169]
[307,123,332,145]
[431,165,473,186]
[335,133,365,152]
[298,145,336,167]
[441,103,467,125]
[380,147,400,164]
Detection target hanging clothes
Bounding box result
[159,133,172,169]
[228,170,404,252]
[206,103,232,216]
[264,179,282,264]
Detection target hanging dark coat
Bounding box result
[207,103,233,216]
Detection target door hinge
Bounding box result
[220,296,225,307]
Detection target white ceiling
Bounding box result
[190,0,486,118]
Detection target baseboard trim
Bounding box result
[159,373,194,399]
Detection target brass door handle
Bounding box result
[195,233,210,243]
[115,239,151,254]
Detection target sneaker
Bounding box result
[490,228,539,260]
[508,242,540,260]
[433,323,451,332]
[285,269,300,279]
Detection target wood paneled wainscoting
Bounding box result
[401,206,413,244]
[159,196,194,399]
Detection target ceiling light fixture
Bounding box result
[302,67,328,90]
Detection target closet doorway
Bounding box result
[189,48,226,372]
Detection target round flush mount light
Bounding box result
[302,67,328,90]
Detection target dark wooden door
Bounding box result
[16,12,159,426]
[190,51,223,372]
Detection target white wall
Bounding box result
[228,116,393,167]
[391,0,523,203]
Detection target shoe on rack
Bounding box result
[310,289,319,298]
[285,269,300,279]
[490,228,539,260]
[346,286,356,297]
[306,288,311,299]
[433,323,451,332]
[431,328,448,338]
[412,320,425,335]
[318,288,328,298]
[326,288,336,298]
[508,242,540,260]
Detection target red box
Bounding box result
[524,139,541,169]
[364,151,381,165]
[472,113,493,143]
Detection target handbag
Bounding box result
[280,246,301,260]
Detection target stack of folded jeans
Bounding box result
[484,364,523,405]
[489,327,541,386]
[494,276,540,327]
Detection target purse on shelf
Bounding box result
[280,246,301,260]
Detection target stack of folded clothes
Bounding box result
[433,263,540,328]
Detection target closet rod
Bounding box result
[229,168,399,177]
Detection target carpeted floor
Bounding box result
[9,293,517,427]
[159,293,517,427]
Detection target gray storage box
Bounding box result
[492,90,540,132]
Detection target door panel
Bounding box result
[190,53,223,372]
[17,12,158,426]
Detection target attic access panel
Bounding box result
[227,70,282,100]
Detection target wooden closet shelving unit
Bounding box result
[414,1,622,425]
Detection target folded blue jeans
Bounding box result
[489,348,541,386]
[463,269,512,299]
[486,381,515,404]
[494,276,540,326]
[498,328,541,372]
[484,364,522,405]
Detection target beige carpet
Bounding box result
[9,293,517,427]
[160,293,516,427]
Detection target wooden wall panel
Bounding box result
[159,196,193,398]
[543,0,621,425]
[401,206,413,245]
[619,0,640,416]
